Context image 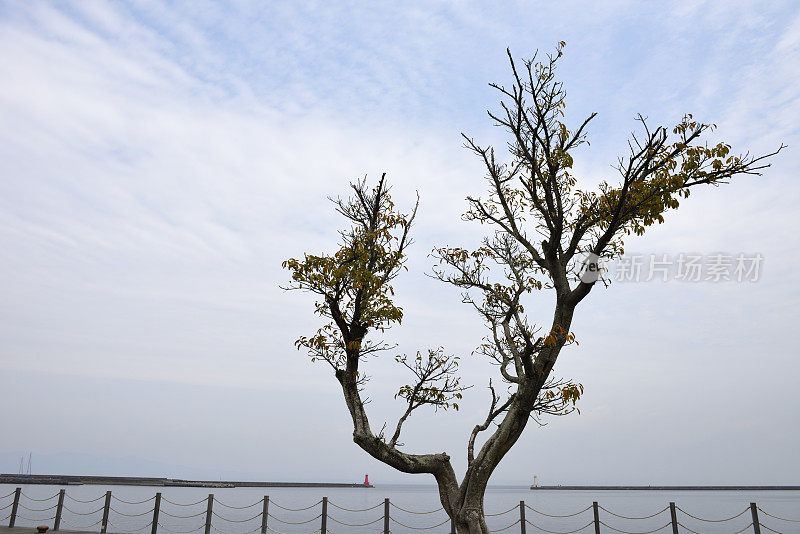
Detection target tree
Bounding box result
[282,44,782,533]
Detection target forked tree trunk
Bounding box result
[436,408,533,533]
[338,290,576,534]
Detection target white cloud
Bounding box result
[0,0,798,484]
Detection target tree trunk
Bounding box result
[439,485,489,534]
[434,453,507,534]
[455,498,491,534]
[434,337,574,534]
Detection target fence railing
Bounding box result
[2,488,799,533]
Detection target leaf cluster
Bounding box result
[282,174,417,370]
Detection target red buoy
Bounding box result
[364,474,370,486]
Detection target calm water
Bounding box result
[2,484,798,533]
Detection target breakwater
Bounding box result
[0,475,371,489]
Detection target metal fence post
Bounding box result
[204,494,214,534]
[151,492,161,534]
[750,503,761,534]
[593,501,600,534]
[669,502,678,534]
[383,498,390,534]
[261,496,269,534]
[8,487,20,528]
[101,491,111,534]
[519,500,526,534]
[54,489,65,531]
[320,497,327,534]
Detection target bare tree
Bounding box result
[283,43,783,533]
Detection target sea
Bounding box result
[2,484,798,534]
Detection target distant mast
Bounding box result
[17,453,32,476]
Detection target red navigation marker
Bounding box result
[364,474,370,486]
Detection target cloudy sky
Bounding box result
[1,1,798,485]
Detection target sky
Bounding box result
[0,1,799,486]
